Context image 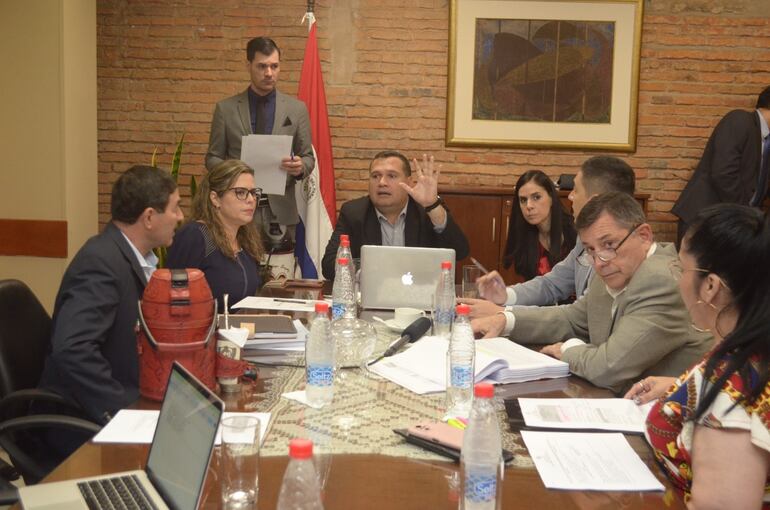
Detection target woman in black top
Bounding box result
[503,170,576,282]
[167,159,264,311]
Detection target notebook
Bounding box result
[359,245,456,310]
[19,362,224,510]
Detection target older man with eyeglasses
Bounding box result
[472,191,713,394]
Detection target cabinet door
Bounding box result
[498,197,525,285]
[441,194,503,283]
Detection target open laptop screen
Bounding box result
[146,365,223,510]
[360,245,456,310]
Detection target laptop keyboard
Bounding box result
[77,474,160,510]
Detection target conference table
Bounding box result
[32,284,686,510]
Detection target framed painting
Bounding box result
[446,0,644,151]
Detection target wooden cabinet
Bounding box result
[440,186,649,284]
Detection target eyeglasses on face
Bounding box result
[577,224,640,266]
[668,260,711,281]
[227,187,262,201]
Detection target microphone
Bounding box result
[382,316,432,357]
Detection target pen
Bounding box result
[273,298,310,304]
[447,418,467,430]
[470,257,489,275]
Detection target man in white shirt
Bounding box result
[471,192,711,394]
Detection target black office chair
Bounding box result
[0,279,100,497]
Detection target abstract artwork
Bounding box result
[447,0,643,150]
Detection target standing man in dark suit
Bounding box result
[39,166,182,433]
[205,36,314,242]
[672,86,770,245]
[321,151,469,280]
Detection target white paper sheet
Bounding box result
[93,410,271,446]
[240,134,293,195]
[518,398,655,434]
[521,431,665,491]
[232,296,329,313]
[368,336,569,395]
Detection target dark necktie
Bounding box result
[254,95,267,135]
[750,135,770,207]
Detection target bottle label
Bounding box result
[307,364,334,387]
[331,303,344,320]
[465,472,497,503]
[451,365,473,388]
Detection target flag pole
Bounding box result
[301,1,316,31]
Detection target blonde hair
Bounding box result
[191,159,264,261]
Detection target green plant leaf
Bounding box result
[171,133,185,182]
[190,174,197,198]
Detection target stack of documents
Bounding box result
[369,336,569,395]
[241,319,308,364]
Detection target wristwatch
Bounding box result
[424,196,445,213]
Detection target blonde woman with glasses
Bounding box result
[627,204,770,508]
[167,160,264,312]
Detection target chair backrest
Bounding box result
[0,280,51,397]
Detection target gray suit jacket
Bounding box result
[510,239,592,306]
[205,89,314,225]
[509,243,712,394]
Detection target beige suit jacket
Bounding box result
[510,243,713,394]
[205,89,314,225]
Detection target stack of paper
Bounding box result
[369,336,569,395]
[517,398,655,434]
[241,319,308,364]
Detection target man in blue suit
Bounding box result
[39,166,182,430]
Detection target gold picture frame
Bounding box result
[446,0,644,151]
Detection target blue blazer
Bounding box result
[39,223,146,423]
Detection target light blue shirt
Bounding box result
[121,231,158,283]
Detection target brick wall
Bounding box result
[96,0,770,240]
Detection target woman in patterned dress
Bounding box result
[627,204,770,508]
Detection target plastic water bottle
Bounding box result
[276,439,325,510]
[331,257,356,320]
[461,383,502,510]
[335,235,357,296]
[306,302,334,407]
[433,260,455,337]
[446,304,475,419]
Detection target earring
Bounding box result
[688,300,718,333]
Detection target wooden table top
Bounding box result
[33,283,685,509]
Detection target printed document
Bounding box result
[518,398,655,433]
[232,296,330,312]
[240,134,293,195]
[94,410,271,446]
[368,336,569,394]
[521,431,665,491]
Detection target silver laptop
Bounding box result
[359,245,456,310]
[19,362,224,510]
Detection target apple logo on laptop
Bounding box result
[401,272,414,286]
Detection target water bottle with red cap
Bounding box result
[433,260,455,337]
[305,302,334,407]
[446,303,475,418]
[276,439,324,510]
[461,383,502,510]
[331,257,356,320]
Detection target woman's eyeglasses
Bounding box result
[227,187,262,201]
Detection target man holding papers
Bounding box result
[205,36,314,232]
[472,192,712,394]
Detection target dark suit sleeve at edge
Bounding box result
[435,212,470,260]
[49,253,130,422]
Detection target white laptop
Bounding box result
[359,245,455,310]
[19,362,224,510]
